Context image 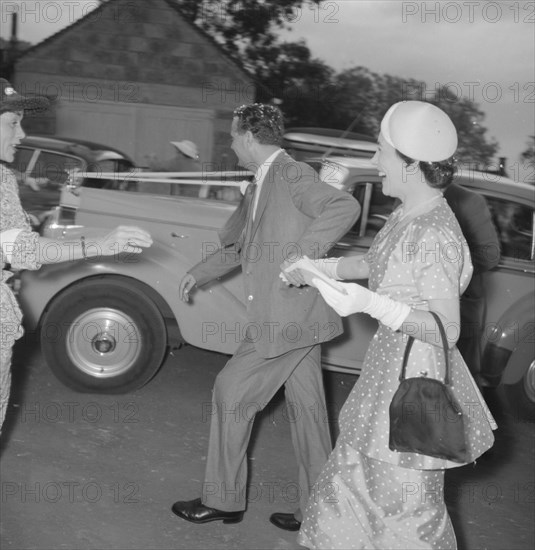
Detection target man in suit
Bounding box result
[172,103,361,530]
[444,182,500,386]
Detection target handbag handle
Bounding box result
[399,311,451,385]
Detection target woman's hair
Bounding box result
[233,103,284,146]
[396,150,456,189]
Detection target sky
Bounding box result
[1,0,533,181]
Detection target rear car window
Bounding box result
[28,150,84,187]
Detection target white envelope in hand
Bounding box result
[285,256,348,295]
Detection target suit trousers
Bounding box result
[201,338,332,520]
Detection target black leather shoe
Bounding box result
[171,498,244,524]
[269,512,301,531]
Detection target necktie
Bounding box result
[218,182,257,248]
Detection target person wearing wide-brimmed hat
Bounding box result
[286,101,497,549]
[0,79,153,433]
[149,139,202,197]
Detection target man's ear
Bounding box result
[244,130,255,147]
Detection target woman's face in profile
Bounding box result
[0,110,25,163]
[372,133,404,199]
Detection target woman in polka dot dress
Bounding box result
[289,102,497,549]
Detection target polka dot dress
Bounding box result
[298,198,497,549]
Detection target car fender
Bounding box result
[19,242,247,356]
[481,294,535,385]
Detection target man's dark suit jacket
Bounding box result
[444,183,500,279]
[444,183,500,376]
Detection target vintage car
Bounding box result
[11,135,136,227]
[17,156,535,421]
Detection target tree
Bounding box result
[177,0,338,127]
[315,71,499,165]
[521,135,535,164]
[430,86,498,167]
[176,0,499,164]
[177,0,321,71]
[327,68,427,136]
[252,40,336,127]
[520,136,535,183]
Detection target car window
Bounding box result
[11,147,36,173]
[485,196,534,261]
[338,182,397,249]
[83,159,138,191]
[30,151,84,187]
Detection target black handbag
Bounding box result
[389,312,469,463]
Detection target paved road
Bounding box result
[1,341,533,550]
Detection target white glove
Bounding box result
[314,279,411,331]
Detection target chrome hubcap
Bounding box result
[66,308,140,378]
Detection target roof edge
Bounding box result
[13,0,256,87]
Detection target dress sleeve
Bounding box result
[0,167,42,271]
[409,224,472,301]
[10,230,41,271]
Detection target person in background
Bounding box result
[444,182,500,387]
[284,101,496,549]
[172,103,361,530]
[151,140,202,197]
[0,78,153,433]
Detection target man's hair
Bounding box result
[233,103,284,146]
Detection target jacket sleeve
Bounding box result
[459,192,501,272]
[188,244,242,287]
[0,168,41,271]
[288,162,361,257]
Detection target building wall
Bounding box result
[13,0,254,167]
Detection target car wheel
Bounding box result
[40,278,167,394]
[505,359,535,423]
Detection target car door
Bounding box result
[475,187,534,390]
[481,193,534,328]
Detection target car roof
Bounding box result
[283,130,378,154]
[284,127,376,142]
[20,135,134,162]
[454,169,535,203]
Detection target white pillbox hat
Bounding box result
[380,101,458,162]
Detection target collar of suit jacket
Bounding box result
[252,148,284,218]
